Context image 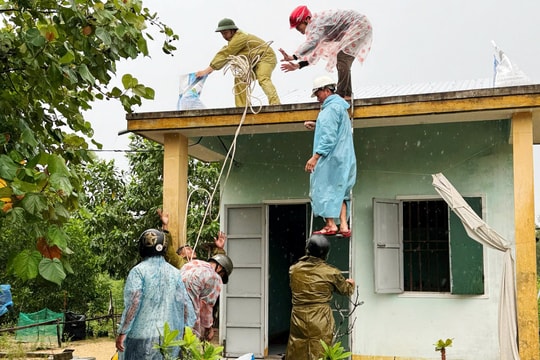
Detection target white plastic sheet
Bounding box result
[236,353,254,360]
[492,41,531,87]
[177,73,207,110]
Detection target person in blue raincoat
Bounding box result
[304,75,356,238]
[115,229,196,360]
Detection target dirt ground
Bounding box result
[3,337,117,360]
[5,330,248,360]
[61,338,117,360]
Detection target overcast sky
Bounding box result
[85,0,540,218]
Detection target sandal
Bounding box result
[313,227,338,236]
[337,229,352,238]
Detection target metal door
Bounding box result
[223,205,265,358]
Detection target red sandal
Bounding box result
[337,229,352,238]
[313,227,338,236]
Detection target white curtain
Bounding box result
[432,173,519,360]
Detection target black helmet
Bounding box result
[138,229,167,258]
[306,234,330,260]
[209,254,234,284]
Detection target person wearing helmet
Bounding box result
[305,75,356,238]
[180,252,234,341]
[196,18,281,107]
[285,235,355,360]
[115,228,196,359]
[279,6,373,101]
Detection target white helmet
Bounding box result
[311,75,337,97]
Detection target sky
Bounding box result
[85,0,540,218]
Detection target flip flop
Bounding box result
[313,228,338,236]
[337,230,352,238]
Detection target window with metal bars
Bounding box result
[402,200,450,292]
[373,197,484,295]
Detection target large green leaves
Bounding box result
[0,0,178,284]
[39,258,67,286]
[11,249,42,281]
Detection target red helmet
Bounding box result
[289,5,312,29]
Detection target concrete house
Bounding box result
[125,85,540,360]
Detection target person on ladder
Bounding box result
[304,75,356,238]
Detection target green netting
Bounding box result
[16,308,64,343]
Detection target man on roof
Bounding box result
[196,18,281,107]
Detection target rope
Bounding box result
[187,42,274,257]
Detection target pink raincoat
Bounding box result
[295,9,373,72]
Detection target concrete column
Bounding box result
[163,133,188,251]
[512,111,539,360]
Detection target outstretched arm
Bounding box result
[278,48,294,62]
[196,66,214,78]
[157,208,169,231]
[214,231,226,250]
[280,61,300,72]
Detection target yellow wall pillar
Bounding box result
[512,111,539,360]
[163,133,188,251]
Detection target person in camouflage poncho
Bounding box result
[285,235,355,360]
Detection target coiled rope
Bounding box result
[187,41,274,260]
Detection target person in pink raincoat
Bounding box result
[180,254,233,341]
[279,6,373,101]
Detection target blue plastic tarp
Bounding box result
[0,284,13,316]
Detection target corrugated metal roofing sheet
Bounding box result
[279,78,495,104]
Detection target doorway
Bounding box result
[267,203,351,356]
[268,203,309,355]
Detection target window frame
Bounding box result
[373,196,486,296]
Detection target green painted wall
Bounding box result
[219,119,513,359]
[221,119,511,207]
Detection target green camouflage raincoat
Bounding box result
[209,30,280,106]
[285,256,354,360]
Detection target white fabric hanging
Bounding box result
[432,173,520,360]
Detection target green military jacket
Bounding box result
[209,30,277,71]
[285,256,354,360]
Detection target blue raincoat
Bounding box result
[118,256,196,360]
[311,94,356,219]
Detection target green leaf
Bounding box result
[11,178,41,194]
[144,87,155,100]
[50,173,74,195]
[21,128,39,148]
[25,28,46,47]
[39,258,66,286]
[78,63,96,84]
[59,49,75,64]
[61,257,74,275]
[163,323,180,344]
[53,202,71,220]
[95,27,112,45]
[0,185,12,199]
[47,224,69,249]
[20,193,48,217]
[12,250,42,280]
[122,74,138,89]
[0,155,19,181]
[110,87,123,97]
[47,155,70,177]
